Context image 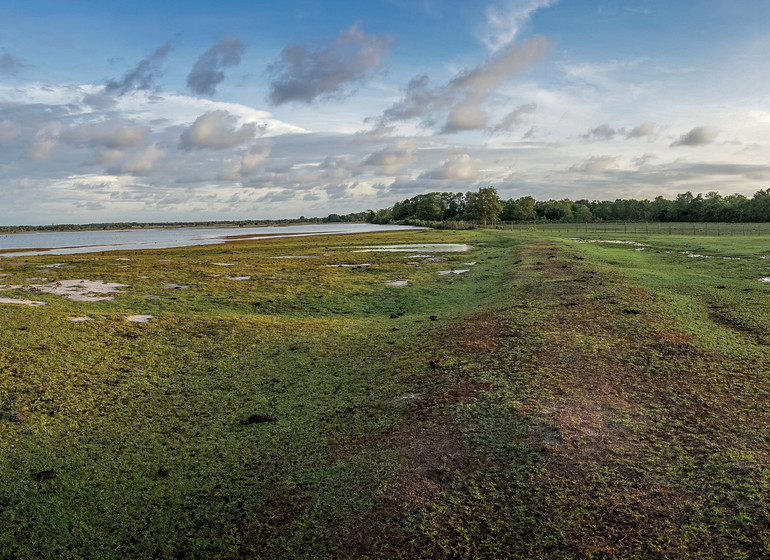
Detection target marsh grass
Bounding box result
[2,228,770,558]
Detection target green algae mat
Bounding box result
[2,228,770,559]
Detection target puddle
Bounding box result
[463,262,477,265]
[0,297,46,306]
[759,277,770,283]
[438,269,470,275]
[212,262,236,266]
[266,255,319,259]
[0,285,24,290]
[68,316,93,322]
[385,280,409,287]
[571,239,649,247]
[29,279,128,302]
[683,251,711,258]
[164,283,190,289]
[225,275,251,280]
[115,258,131,261]
[395,393,421,401]
[417,256,448,263]
[125,315,153,322]
[353,244,471,253]
[325,263,372,267]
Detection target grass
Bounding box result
[2,227,770,558]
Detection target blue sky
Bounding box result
[2,1,770,224]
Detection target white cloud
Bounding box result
[583,123,621,140]
[379,36,550,133]
[480,0,558,51]
[180,111,258,149]
[268,23,394,104]
[119,145,164,174]
[419,154,479,180]
[492,103,537,132]
[64,122,149,149]
[570,155,619,173]
[671,126,718,147]
[0,119,21,141]
[362,140,418,175]
[26,122,62,160]
[187,36,245,96]
[627,121,655,138]
[223,142,271,180]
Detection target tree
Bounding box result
[371,208,393,224]
[391,199,415,220]
[465,186,502,224]
[439,192,466,220]
[414,194,443,221]
[572,204,593,222]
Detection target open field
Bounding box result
[493,221,770,237]
[2,228,770,558]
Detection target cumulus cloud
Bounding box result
[362,140,418,175]
[481,0,557,51]
[92,149,126,165]
[444,103,488,133]
[632,153,657,167]
[583,123,621,140]
[570,155,618,173]
[0,50,26,75]
[627,120,655,138]
[180,111,258,149]
[379,36,550,133]
[268,23,394,105]
[26,122,62,160]
[187,36,245,96]
[419,154,479,180]
[64,122,149,149]
[105,43,172,95]
[671,126,718,147]
[319,154,356,181]
[492,103,536,132]
[223,142,271,180]
[119,145,164,174]
[0,120,21,141]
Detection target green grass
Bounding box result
[2,228,770,558]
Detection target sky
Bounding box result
[2,1,770,225]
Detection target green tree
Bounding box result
[414,194,443,221]
[465,186,503,224]
[371,208,393,224]
[572,204,593,222]
[391,199,415,220]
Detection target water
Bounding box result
[0,223,419,257]
[351,243,472,253]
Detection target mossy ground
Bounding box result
[1,228,770,558]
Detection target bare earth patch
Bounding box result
[30,279,128,302]
[0,297,46,306]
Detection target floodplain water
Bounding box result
[0,223,420,257]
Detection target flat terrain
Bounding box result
[2,228,770,559]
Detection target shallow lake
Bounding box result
[0,223,419,257]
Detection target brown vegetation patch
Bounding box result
[448,310,507,355]
[656,329,695,344]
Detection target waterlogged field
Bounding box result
[2,228,770,558]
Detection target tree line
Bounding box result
[6,187,770,232]
[365,187,770,224]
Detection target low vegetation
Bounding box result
[2,227,770,558]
